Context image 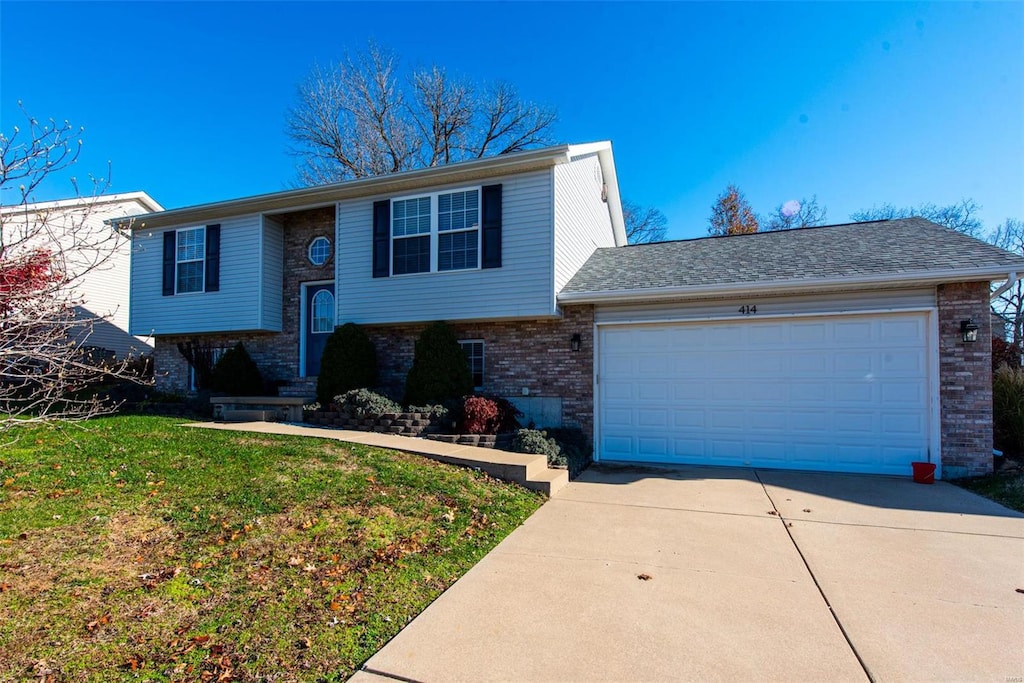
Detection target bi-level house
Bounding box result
[122,142,1024,479]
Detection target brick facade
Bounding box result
[937,281,993,477]
[364,305,595,435]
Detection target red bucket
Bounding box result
[911,461,936,484]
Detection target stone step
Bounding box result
[223,409,277,422]
[523,467,570,497]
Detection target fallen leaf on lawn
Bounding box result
[297,637,311,649]
[303,564,316,572]
[288,556,303,566]
[191,634,211,644]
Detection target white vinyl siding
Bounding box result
[336,170,555,323]
[130,214,274,335]
[553,153,616,295]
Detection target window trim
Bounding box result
[389,186,482,277]
[458,339,485,390]
[308,236,332,267]
[175,226,206,295]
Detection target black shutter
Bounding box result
[162,231,176,296]
[481,184,502,269]
[372,200,390,278]
[204,224,220,292]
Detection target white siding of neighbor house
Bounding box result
[260,216,284,331]
[4,196,155,357]
[553,153,616,297]
[130,214,270,335]
[334,169,556,324]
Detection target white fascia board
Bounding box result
[110,145,573,231]
[557,266,1024,304]
[4,191,164,215]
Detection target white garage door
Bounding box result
[598,313,932,475]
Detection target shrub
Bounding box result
[403,321,473,405]
[488,395,523,433]
[546,427,593,479]
[461,396,499,434]
[317,323,378,406]
[407,404,449,420]
[512,428,566,468]
[993,365,1024,458]
[209,342,263,395]
[335,388,401,419]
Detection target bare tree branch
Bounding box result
[286,43,557,184]
[1,104,148,433]
[762,196,828,231]
[622,200,668,244]
[851,199,983,236]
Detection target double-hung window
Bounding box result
[391,188,480,275]
[176,227,205,294]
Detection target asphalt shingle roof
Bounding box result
[562,218,1024,296]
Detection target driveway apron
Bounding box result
[357,467,869,682]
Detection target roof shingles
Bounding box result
[561,218,1024,295]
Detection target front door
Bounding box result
[303,282,335,377]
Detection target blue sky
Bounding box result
[1,1,1021,240]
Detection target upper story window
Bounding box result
[162,224,220,296]
[372,184,500,279]
[176,227,205,293]
[308,236,332,266]
[390,188,480,275]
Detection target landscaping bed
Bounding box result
[0,415,542,681]
[955,457,1024,513]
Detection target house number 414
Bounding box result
[738,305,757,315]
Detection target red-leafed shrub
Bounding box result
[461,396,499,434]
[993,336,1022,372]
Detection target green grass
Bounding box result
[0,415,543,681]
[956,466,1024,513]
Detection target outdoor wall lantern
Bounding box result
[960,319,979,343]
[570,333,582,352]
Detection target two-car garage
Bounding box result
[595,299,936,476]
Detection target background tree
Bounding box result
[763,196,828,231]
[850,199,983,236]
[990,218,1024,346]
[708,184,759,236]
[622,200,668,244]
[287,43,557,185]
[1,104,142,432]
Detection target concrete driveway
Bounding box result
[353,466,1024,682]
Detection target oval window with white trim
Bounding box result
[311,289,334,333]
[308,236,332,266]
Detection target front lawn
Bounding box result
[0,416,543,681]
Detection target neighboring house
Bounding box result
[3,192,163,358]
[118,142,1024,479]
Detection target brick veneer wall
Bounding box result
[938,281,993,477]
[152,207,335,395]
[363,305,595,435]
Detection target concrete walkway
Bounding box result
[353,466,1024,682]
[186,421,569,495]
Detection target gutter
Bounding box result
[991,272,1018,301]
[558,265,1024,304]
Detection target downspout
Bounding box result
[991,272,1018,301]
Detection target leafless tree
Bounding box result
[762,196,828,231]
[708,184,759,236]
[851,199,983,236]
[287,43,558,185]
[990,218,1024,346]
[623,200,668,244]
[1,104,145,432]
